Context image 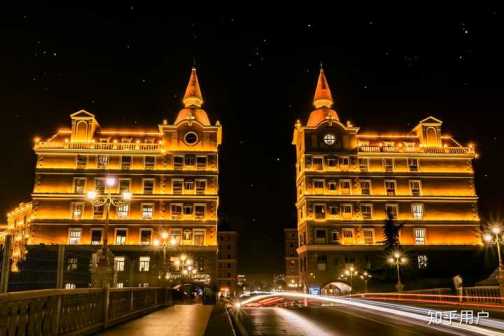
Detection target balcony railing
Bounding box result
[36,142,161,152]
[358,145,473,154]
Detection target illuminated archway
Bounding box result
[321,281,352,296]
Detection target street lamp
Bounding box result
[360,271,372,293]
[484,225,503,272]
[388,251,407,292]
[85,176,132,288]
[343,266,358,294]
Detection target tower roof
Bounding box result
[313,68,333,109]
[307,68,339,127]
[174,67,211,126]
[183,67,204,108]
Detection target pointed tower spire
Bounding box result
[313,67,333,109]
[183,67,204,108]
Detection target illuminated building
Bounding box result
[292,68,480,290]
[284,228,300,289]
[217,230,238,296]
[17,67,222,287]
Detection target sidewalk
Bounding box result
[99,304,214,336]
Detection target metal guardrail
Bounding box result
[0,287,172,336]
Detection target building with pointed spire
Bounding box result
[293,68,481,292]
[12,67,222,288]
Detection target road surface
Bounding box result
[238,305,494,336]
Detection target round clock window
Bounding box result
[324,134,336,145]
[184,132,199,145]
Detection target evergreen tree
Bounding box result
[383,210,403,252]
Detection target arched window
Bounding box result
[75,121,88,140]
[426,127,437,145]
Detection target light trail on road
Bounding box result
[236,291,504,336]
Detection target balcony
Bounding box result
[358,145,473,155]
[35,141,160,152]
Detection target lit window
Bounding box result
[363,229,374,245]
[91,230,102,245]
[174,156,184,169]
[97,155,109,169]
[342,229,354,244]
[76,155,87,169]
[385,180,396,196]
[415,228,426,245]
[360,181,371,195]
[340,180,351,195]
[143,179,154,194]
[329,205,339,216]
[142,204,154,219]
[327,181,337,191]
[119,179,130,193]
[144,156,155,169]
[114,256,125,272]
[72,203,84,220]
[360,204,372,220]
[172,180,183,194]
[140,229,152,245]
[185,155,196,166]
[312,157,323,170]
[194,230,205,246]
[139,256,150,272]
[67,257,78,271]
[196,180,206,194]
[196,156,207,169]
[411,203,424,220]
[410,180,422,196]
[74,178,86,194]
[408,158,419,172]
[121,156,132,170]
[65,283,76,289]
[117,204,129,218]
[171,204,182,219]
[68,228,81,245]
[93,205,104,219]
[116,229,127,245]
[417,255,428,269]
[183,229,193,241]
[359,158,369,171]
[95,178,105,194]
[314,204,325,219]
[313,179,324,192]
[170,229,182,245]
[117,282,124,288]
[327,157,337,167]
[385,204,398,219]
[195,205,205,219]
[184,180,194,192]
[342,204,353,218]
[383,158,393,172]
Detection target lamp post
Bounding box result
[483,225,504,298]
[388,251,407,292]
[360,271,372,293]
[344,266,358,295]
[154,230,174,283]
[86,176,132,288]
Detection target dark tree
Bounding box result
[383,210,403,252]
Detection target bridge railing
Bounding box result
[0,287,172,336]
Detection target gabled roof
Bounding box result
[418,116,443,125]
[70,110,95,119]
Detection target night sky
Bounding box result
[2,5,504,276]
